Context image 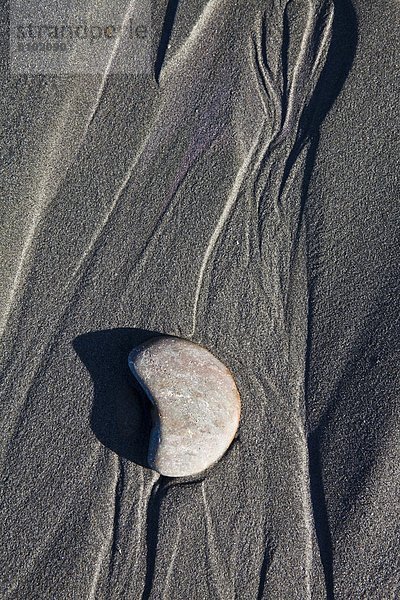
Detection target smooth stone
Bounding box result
[128,336,241,477]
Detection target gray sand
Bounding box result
[1,0,399,598]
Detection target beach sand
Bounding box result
[1,0,399,598]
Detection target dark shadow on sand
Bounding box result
[73,327,160,467]
[155,0,180,82]
[302,1,358,598]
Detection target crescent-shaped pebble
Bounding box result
[128,336,241,477]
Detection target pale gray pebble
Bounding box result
[128,336,241,477]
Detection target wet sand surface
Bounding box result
[1,1,399,598]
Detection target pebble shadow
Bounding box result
[73,327,159,467]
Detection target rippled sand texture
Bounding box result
[1,0,399,598]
